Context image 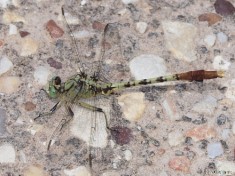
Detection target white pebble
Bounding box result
[217,32,228,43]
[216,161,235,173]
[80,0,86,6]
[9,24,17,35]
[20,37,38,56]
[124,150,132,161]
[136,22,148,34]
[0,76,21,94]
[168,131,184,146]
[122,0,139,4]
[207,142,224,159]
[0,56,13,75]
[33,66,51,85]
[64,166,91,176]
[117,92,146,121]
[162,21,197,62]
[213,55,231,70]
[0,0,11,8]
[130,54,166,80]
[0,143,15,163]
[204,34,216,47]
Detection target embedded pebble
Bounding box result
[46,20,64,38]
[162,21,197,62]
[1,0,18,7]
[185,125,216,141]
[110,126,132,145]
[0,143,15,163]
[204,34,216,47]
[217,114,227,125]
[3,11,26,24]
[162,96,181,121]
[0,56,13,75]
[24,164,46,176]
[168,156,191,173]
[217,32,228,43]
[64,166,91,176]
[33,66,51,85]
[80,0,86,6]
[92,21,105,31]
[136,22,147,34]
[207,142,224,159]
[129,54,166,80]
[192,95,218,116]
[216,160,235,173]
[70,101,109,148]
[213,55,231,70]
[19,31,30,38]
[117,92,146,121]
[20,37,39,56]
[168,131,184,146]
[124,150,132,161]
[47,57,62,69]
[0,0,11,8]
[8,24,17,35]
[24,101,36,111]
[0,76,21,94]
[122,0,139,4]
[0,108,7,136]
[214,0,235,17]
[198,13,222,26]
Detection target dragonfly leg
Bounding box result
[35,101,61,120]
[78,101,110,130]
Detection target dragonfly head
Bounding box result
[48,76,62,98]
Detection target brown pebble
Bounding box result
[185,125,217,141]
[168,156,191,173]
[198,13,222,26]
[24,101,36,111]
[19,31,30,37]
[214,0,235,17]
[110,126,132,145]
[47,57,62,69]
[92,21,106,31]
[46,20,64,38]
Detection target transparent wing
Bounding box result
[95,23,132,83]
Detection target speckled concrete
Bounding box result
[0,0,235,176]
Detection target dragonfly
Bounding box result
[35,7,225,172]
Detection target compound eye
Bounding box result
[54,76,61,85]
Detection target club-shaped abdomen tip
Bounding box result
[217,70,225,78]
